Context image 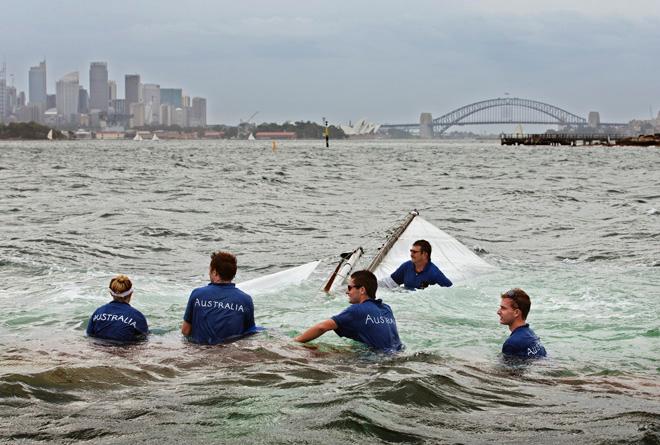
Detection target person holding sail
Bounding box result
[379,239,452,290]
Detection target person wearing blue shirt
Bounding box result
[86,274,149,342]
[181,251,256,345]
[497,288,547,359]
[380,239,452,290]
[295,270,403,352]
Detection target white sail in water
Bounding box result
[238,260,320,295]
[370,213,495,284]
[46,129,53,140]
[151,133,159,141]
[133,133,143,141]
[247,133,256,140]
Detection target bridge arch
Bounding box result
[432,97,586,135]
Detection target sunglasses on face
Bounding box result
[347,284,361,291]
[410,249,422,254]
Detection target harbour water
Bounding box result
[0,139,658,444]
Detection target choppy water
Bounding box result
[0,139,658,444]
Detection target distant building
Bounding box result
[129,102,145,128]
[124,74,140,116]
[174,107,188,127]
[111,98,125,115]
[588,111,600,128]
[16,104,43,123]
[108,80,117,102]
[28,60,47,107]
[78,86,89,114]
[419,113,433,139]
[341,118,382,137]
[46,94,56,110]
[56,72,79,122]
[182,95,190,107]
[89,62,108,113]
[160,88,182,108]
[160,104,174,126]
[142,83,160,125]
[190,97,206,127]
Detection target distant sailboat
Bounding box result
[152,133,159,141]
[46,129,53,140]
[133,132,143,141]
[247,133,255,141]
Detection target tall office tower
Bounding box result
[78,86,89,114]
[0,63,6,121]
[56,72,80,122]
[182,95,190,107]
[89,62,108,112]
[108,80,117,103]
[142,83,160,125]
[160,104,174,126]
[191,97,207,127]
[18,91,26,107]
[7,86,17,116]
[111,98,125,115]
[28,60,47,107]
[160,88,182,108]
[124,74,140,115]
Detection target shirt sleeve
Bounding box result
[433,267,453,287]
[331,305,357,330]
[378,276,399,289]
[183,294,194,322]
[390,263,406,285]
[136,313,149,335]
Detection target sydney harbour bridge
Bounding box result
[381,97,623,137]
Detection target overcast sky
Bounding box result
[4,0,660,125]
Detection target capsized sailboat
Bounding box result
[46,129,53,140]
[368,211,495,284]
[238,260,320,295]
[322,211,495,290]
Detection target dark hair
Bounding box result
[350,270,377,299]
[413,240,432,260]
[501,288,531,320]
[210,251,237,281]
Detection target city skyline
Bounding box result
[3,0,660,125]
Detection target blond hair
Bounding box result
[109,275,133,302]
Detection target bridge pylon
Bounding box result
[420,112,433,139]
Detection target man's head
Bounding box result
[346,270,377,303]
[209,251,237,282]
[498,288,531,326]
[410,240,432,264]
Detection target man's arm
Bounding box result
[294,319,338,343]
[181,321,192,336]
[432,266,452,287]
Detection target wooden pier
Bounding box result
[500,133,625,146]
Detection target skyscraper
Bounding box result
[191,97,207,127]
[142,83,160,125]
[108,80,117,102]
[89,62,108,112]
[160,88,182,108]
[56,72,79,122]
[28,60,47,107]
[125,74,140,116]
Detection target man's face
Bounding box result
[346,278,363,304]
[410,245,426,264]
[497,297,519,326]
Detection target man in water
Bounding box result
[497,288,546,358]
[181,251,256,344]
[295,270,402,352]
[379,239,452,290]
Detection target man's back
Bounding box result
[332,299,402,352]
[183,282,255,344]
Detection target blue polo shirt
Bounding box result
[183,282,256,345]
[390,260,452,290]
[502,324,546,358]
[86,301,148,342]
[331,299,403,352]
